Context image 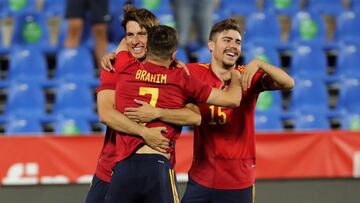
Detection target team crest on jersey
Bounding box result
[236,65,245,73]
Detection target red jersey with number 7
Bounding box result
[110,51,212,170]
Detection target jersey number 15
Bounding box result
[209,105,227,125]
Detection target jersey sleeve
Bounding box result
[182,72,212,103]
[97,51,135,93]
[261,73,275,90]
[246,69,268,95]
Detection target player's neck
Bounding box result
[147,58,172,68]
[211,61,234,81]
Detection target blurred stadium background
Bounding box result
[0,0,360,202]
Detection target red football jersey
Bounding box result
[187,63,271,190]
[111,52,212,170]
[93,53,136,183]
[93,128,117,182]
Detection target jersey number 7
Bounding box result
[139,87,159,107]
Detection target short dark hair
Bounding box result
[121,4,160,32]
[147,25,178,60]
[209,18,242,41]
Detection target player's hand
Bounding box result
[242,61,260,91]
[142,127,169,153]
[101,52,116,72]
[174,59,190,75]
[124,99,160,123]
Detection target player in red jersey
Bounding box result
[104,25,243,203]
[86,6,202,203]
[121,19,295,203]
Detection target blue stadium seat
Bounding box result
[176,47,189,63]
[293,112,330,130]
[220,0,258,17]
[80,18,95,50]
[196,46,211,63]
[133,0,172,13]
[107,0,125,44]
[256,91,283,114]
[213,9,232,22]
[255,112,283,131]
[109,0,125,15]
[56,18,67,46]
[4,82,46,118]
[157,11,176,28]
[290,43,328,80]
[0,0,37,15]
[245,11,282,46]
[336,78,360,114]
[263,0,302,16]
[288,78,329,114]
[53,82,95,118]
[5,115,43,135]
[0,62,4,88]
[108,14,125,44]
[335,41,360,79]
[107,42,118,53]
[341,114,360,131]
[54,115,92,135]
[12,12,56,52]
[43,0,65,16]
[244,42,281,67]
[350,0,360,10]
[7,47,48,84]
[307,0,344,16]
[289,11,327,45]
[335,10,360,43]
[55,47,96,84]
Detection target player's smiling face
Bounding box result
[125,21,148,60]
[209,29,241,68]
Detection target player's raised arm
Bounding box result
[206,70,242,107]
[243,58,295,91]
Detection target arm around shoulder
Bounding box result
[157,103,201,126]
[206,70,242,108]
[97,90,145,136]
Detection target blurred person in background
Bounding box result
[172,0,216,49]
[64,0,109,67]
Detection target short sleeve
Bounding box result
[182,72,212,103]
[113,51,136,72]
[261,73,274,90]
[246,69,267,94]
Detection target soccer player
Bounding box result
[122,19,295,203]
[104,25,243,203]
[85,6,201,203]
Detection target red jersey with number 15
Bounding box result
[187,63,272,190]
[111,51,212,168]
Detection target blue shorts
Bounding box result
[181,178,255,203]
[105,154,180,203]
[85,175,109,203]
